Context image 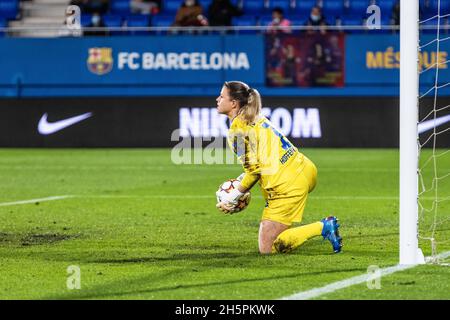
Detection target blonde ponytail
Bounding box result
[239,88,262,124]
[224,81,262,125]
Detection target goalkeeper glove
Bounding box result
[216,181,245,214]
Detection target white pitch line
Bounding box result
[281,250,450,300]
[13,194,437,202]
[0,165,401,173]
[75,194,404,200]
[0,194,402,204]
[79,194,214,199]
[0,195,73,207]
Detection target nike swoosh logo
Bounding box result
[38,112,93,135]
[418,115,450,134]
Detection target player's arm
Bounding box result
[218,126,258,213]
[231,129,261,191]
[236,172,257,193]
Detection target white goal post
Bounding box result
[399,0,425,265]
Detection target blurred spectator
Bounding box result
[131,0,161,15]
[267,7,292,34]
[208,0,242,26]
[71,0,109,15]
[392,0,400,25]
[84,12,108,36]
[306,6,327,34]
[172,0,208,27]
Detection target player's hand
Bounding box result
[216,201,238,214]
[220,189,241,206]
[216,191,251,215]
[239,191,251,204]
[215,189,240,214]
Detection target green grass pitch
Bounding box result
[0,148,449,300]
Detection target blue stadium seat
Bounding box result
[163,0,182,13]
[199,0,212,10]
[151,14,174,34]
[126,14,150,35]
[345,0,369,18]
[268,0,292,12]
[103,14,123,26]
[293,0,317,16]
[242,0,266,15]
[232,15,258,33]
[290,16,307,27]
[0,0,19,20]
[259,15,273,27]
[324,15,337,26]
[127,14,150,24]
[110,0,131,15]
[340,14,364,33]
[152,14,174,27]
[420,0,450,21]
[322,0,344,19]
[80,14,93,27]
[103,14,123,34]
[374,0,397,15]
[428,0,450,15]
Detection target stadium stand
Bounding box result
[1,0,416,37]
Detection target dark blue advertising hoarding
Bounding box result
[0,34,449,97]
[0,35,265,86]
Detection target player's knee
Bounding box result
[259,247,272,255]
[272,239,293,254]
[258,241,274,254]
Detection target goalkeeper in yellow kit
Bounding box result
[215,81,342,254]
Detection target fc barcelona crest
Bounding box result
[87,47,113,75]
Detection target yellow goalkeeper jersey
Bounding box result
[227,115,306,198]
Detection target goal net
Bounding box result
[402,0,450,265]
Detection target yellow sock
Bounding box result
[272,222,323,253]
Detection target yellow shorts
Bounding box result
[261,156,317,226]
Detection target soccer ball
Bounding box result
[216,179,251,212]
